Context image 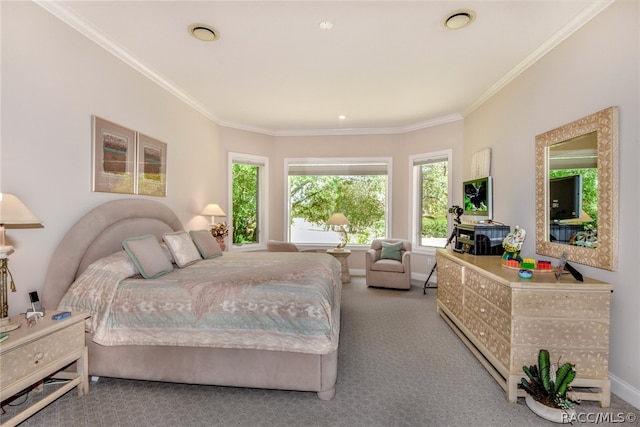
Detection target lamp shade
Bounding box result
[328,213,349,226]
[200,204,226,217]
[0,193,41,225]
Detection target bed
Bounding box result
[42,199,341,400]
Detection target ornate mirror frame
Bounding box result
[535,106,618,271]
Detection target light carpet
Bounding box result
[2,277,638,426]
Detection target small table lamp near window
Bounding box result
[328,213,350,251]
[0,193,42,332]
[200,203,227,226]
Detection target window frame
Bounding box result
[284,157,393,247]
[409,149,453,255]
[228,152,269,252]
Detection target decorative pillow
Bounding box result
[380,241,403,261]
[122,235,174,279]
[189,229,223,259]
[163,231,201,267]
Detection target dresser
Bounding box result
[0,312,90,426]
[436,249,612,407]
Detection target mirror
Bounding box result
[535,106,618,270]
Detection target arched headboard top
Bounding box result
[42,199,184,310]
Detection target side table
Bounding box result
[326,249,351,283]
[0,311,90,427]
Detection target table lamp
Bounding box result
[1,193,42,332]
[328,213,350,250]
[200,203,226,226]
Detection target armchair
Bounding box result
[266,240,318,253]
[365,239,412,290]
[267,240,300,252]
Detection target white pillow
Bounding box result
[163,231,201,268]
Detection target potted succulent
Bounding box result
[521,349,579,423]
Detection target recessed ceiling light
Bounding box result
[188,24,219,42]
[338,115,347,120]
[442,10,476,30]
[319,21,333,31]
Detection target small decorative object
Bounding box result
[518,269,533,279]
[210,222,229,251]
[327,213,350,250]
[520,258,536,269]
[537,260,553,270]
[521,349,578,423]
[502,225,526,261]
[573,224,598,248]
[201,204,228,251]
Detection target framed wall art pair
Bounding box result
[92,116,167,197]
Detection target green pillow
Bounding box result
[122,234,174,279]
[380,241,403,261]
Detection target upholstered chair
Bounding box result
[266,240,300,252]
[365,239,412,290]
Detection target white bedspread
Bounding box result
[58,251,341,355]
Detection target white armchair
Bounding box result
[365,239,412,290]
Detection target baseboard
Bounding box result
[610,372,640,410]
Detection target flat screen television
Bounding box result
[463,176,493,220]
[549,174,582,221]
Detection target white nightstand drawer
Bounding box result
[1,321,84,389]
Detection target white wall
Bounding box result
[464,0,640,407]
[1,2,223,313]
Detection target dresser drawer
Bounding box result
[436,256,463,291]
[512,346,610,377]
[464,289,510,340]
[513,289,610,319]
[465,311,510,369]
[0,321,85,388]
[465,270,511,313]
[438,284,463,319]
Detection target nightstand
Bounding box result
[326,249,351,283]
[0,311,90,427]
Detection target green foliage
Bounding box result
[420,162,449,239]
[232,163,258,244]
[289,175,387,243]
[521,349,578,409]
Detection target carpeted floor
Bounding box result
[2,277,638,426]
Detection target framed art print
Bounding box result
[137,133,167,197]
[92,116,136,194]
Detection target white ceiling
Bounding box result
[38,1,612,136]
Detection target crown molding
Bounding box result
[36,0,613,137]
[462,0,614,118]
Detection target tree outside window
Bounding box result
[287,160,390,245]
[412,151,451,249]
[230,153,267,247]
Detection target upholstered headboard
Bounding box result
[42,199,184,310]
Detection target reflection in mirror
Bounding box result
[535,107,618,271]
[548,131,597,246]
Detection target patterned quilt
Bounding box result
[58,251,341,355]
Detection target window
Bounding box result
[410,150,452,250]
[286,158,391,245]
[229,153,268,249]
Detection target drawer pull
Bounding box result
[479,332,485,337]
[480,284,486,289]
[480,308,486,313]
[34,352,44,364]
